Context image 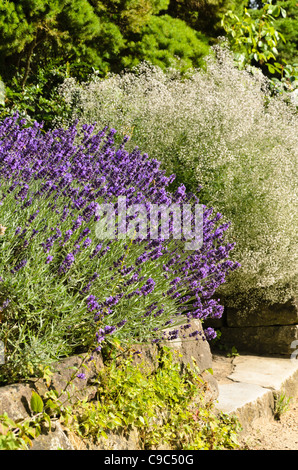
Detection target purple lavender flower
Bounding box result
[86,295,101,312]
[0,299,10,310]
[72,216,83,232]
[167,329,179,340]
[90,243,102,259]
[77,373,86,380]
[27,209,40,225]
[82,237,92,248]
[15,184,29,201]
[11,259,27,274]
[61,229,73,246]
[104,325,116,335]
[203,327,217,341]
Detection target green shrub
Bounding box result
[122,15,211,72]
[249,0,298,67]
[221,0,298,97]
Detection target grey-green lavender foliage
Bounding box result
[57,45,298,307]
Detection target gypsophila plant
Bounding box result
[57,46,298,307]
[0,114,238,383]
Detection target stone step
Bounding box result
[213,354,298,433]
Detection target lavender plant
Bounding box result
[57,46,298,306]
[0,114,238,383]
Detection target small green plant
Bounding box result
[273,391,292,420]
[226,346,239,358]
[0,385,63,450]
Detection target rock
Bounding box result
[161,319,219,401]
[216,382,275,433]
[226,297,298,328]
[124,342,160,372]
[227,355,298,395]
[95,427,140,450]
[220,325,298,355]
[215,354,298,434]
[0,383,34,421]
[30,422,74,450]
[34,351,103,405]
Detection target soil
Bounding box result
[211,354,298,450]
[238,396,298,450]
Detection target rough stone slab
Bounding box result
[214,354,298,433]
[216,382,273,413]
[226,297,298,327]
[228,355,298,394]
[216,382,275,432]
[95,427,140,450]
[220,325,298,355]
[34,351,103,405]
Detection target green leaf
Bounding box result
[272,47,278,57]
[30,391,44,414]
[100,430,108,439]
[271,6,281,18]
[280,8,286,18]
[43,413,52,431]
[267,64,276,74]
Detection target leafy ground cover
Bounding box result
[0,346,242,450]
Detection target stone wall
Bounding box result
[0,319,217,450]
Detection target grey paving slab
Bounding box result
[216,382,272,414]
[228,355,298,391]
